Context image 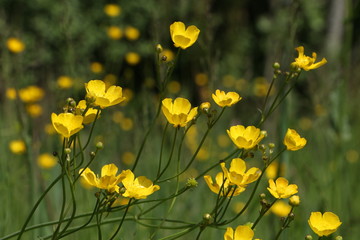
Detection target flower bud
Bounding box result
[273,62,281,69]
[64,148,71,154]
[305,235,313,240]
[268,143,275,148]
[289,195,300,206]
[156,44,163,53]
[259,193,266,199]
[186,178,198,188]
[90,151,96,157]
[96,142,104,149]
[202,213,212,224]
[200,102,211,113]
[335,236,343,240]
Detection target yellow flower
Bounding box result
[227,125,265,150]
[76,100,100,124]
[200,102,211,111]
[267,177,298,199]
[221,158,261,187]
[107,26,123,40]
[79,164,126,193]
[26,104,43,118]
[125,26,140,41]
[51,113,84,138]
[161,97,198,127]
[283,128,307,151]
[308,212,342,237]
[224,225,254,240]
[289,195,300,206]
[121,170,160,199]
[18,86,44,103]
[167,80,181,94]
[122,152,135,165]
[44,123,56,135]
[6,88,17,100]
[160,49,174,62]
[38,153,57,169]
[7,38,25,53]
[104,4,121,17]
[125,52,141,65]
[90,62,103,73]
[170,21,200,49]
[120,117,134,131]
[293,46,327,71]
[85,80,126,108]
[204,172,245,197]
[212,89,242,107]
[57,76,73,89]
[9,140,26,154]
[195,73,208,86]
[270,201,291,217]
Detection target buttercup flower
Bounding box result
[221,158,261,187]
[104,4,121,17]
[51,113,84,138]
[161,98,198,127]
[7,38,25,53]
[308,212,342,237]
[204,172,245,197]
[267,177,298,199]
[270,201,292,217]
[37,153,57,169]
[289,195,300,206]
[76,100,100,124]
[227,125,265,150]
[26,104,43,118]
[85,80,126,108]
[293,46,327,71]
[283,128,307,151]
[57,76,73,89]
[18,86,45,103]
[125,26,140,41]
[224,225,254,240]
[212,89,242,107]
[107,26,123,40]
[170,21,200,49]
[125,52,141,65]
[9,140,26,154]
[6,88,17,100]
[121,170,160,199]
[79,164,126,193]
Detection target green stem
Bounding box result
[157,122,169,176]
[108,198,133,240]
[252,199,277,229]
[157,225,198,240]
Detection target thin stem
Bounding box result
[108,198,133,240]
[251,199,277,229]
[157,122,169,176]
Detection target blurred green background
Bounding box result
[1,0,360,239]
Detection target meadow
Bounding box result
[1,0,359,239]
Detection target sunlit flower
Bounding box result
[51,113,84,138]
[125,26,140,41]
[283,128,307,151]
[9,140,26,154]
[170,21,200,49]
[270,201,292,217]
[200,102,211,112]
[267,177,298,199]
[204,172,245,197]
[6,88,17,100]
[18,86,44,103]
[7,38,25,53]
[90,62,103,73]
[212,89,242,107]
[85,80,126,108]
[26,104,43,118]
[227,125,265,150]
[79,164,126,193]
[57,76,73,89]
[293,46,327,71]
[289,195,300,206]
[37,153,57,169]
[121,170,160,199]
[308,212,342,237]
[76,100,100,124]
[104,4,121,17]
[161,97,198,127]
[224,225,254,240]
[125,52,141,65]
[107,26,123,40]
[221,158,261,187]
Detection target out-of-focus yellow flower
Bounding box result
[6,88,17,100]
[217,134,231,148]
[161,97,198,127]
[76,100,100,124]
[200,102,211,112]
[38,153,57,169]
[293,46,327,71]
[346,149,359,163]
[79,164,126,193]
[204,172,245,197]
[120,118,133,131]
[51,113,84,138]
[104,74,117,88]
[26,104,43,118]
[299,117,313,130]
[121,170,160,199]
[112,111,124,123]
[107,26,123,40]
[122,152,135,165]
[222,75,236,88]
[224,225,254,240]
[125,52,140,65]
[19,86,44,103]
[90,62,103,73]
[265,161,283,179]
[144,77,156,88]
[289,195,300,206]
[57,76,73,89]
[196,147,209,161]
[125,26,140,41]
[221,158,261,187]
[308,212,342,237]
[195,73,208,86]
[270,201,291,217]
[315,104,327,117]
[227,125,265,150]
[267,177,298,199]
[235,78,247,92]
[167,81,181,94]
[170,21,200,49]
[253,77,273,97]
[160,49,174,62]
[283,128,307,151]
[212,89,242,107]
[7,38,25,53]
[104,4,121,17]
[45,123,56,135]
[9,140,26,154]
[85,80,126,108]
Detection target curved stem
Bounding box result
[109,198,133,240]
